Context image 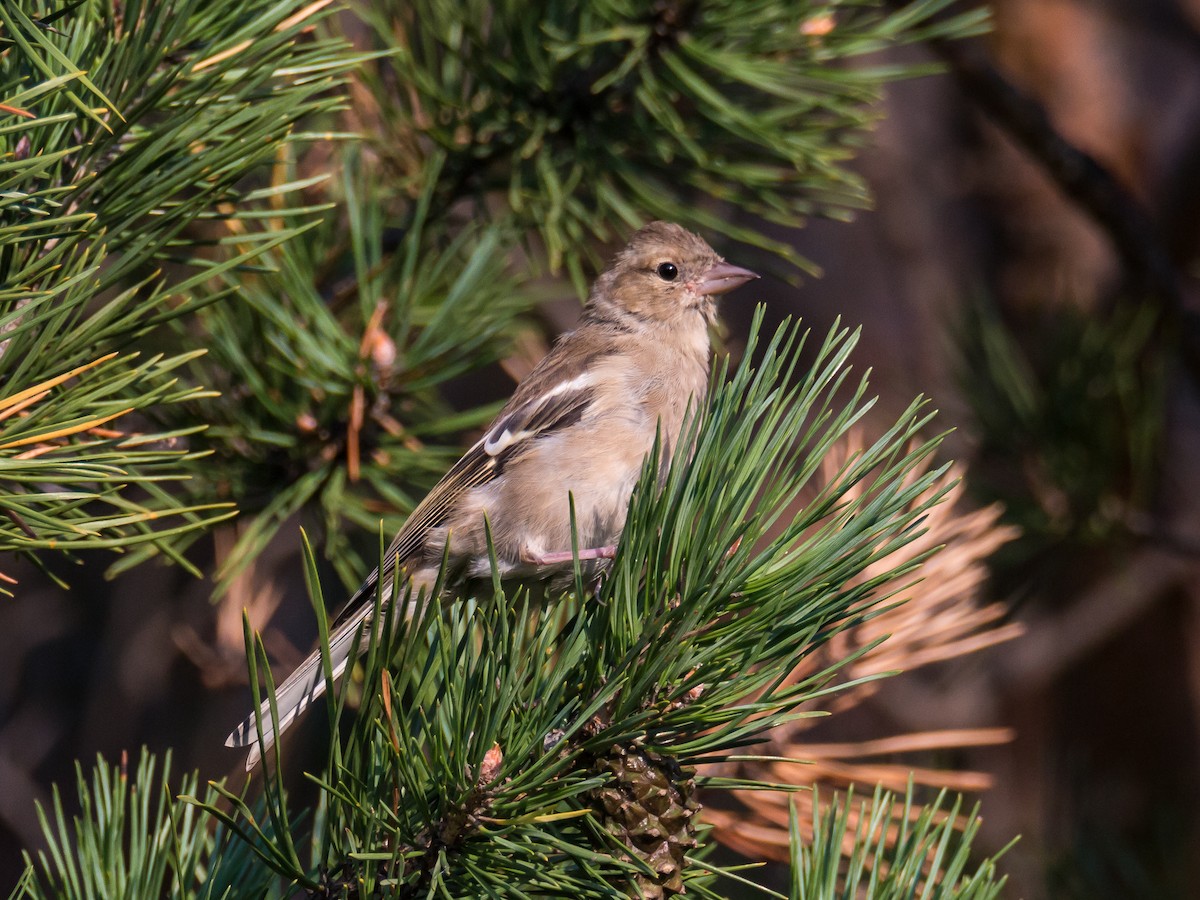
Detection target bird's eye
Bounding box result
[656,262,679,281]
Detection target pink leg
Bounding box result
[523,545,617,566]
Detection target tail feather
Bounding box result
[225,601,376,771]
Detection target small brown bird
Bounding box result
[226,221,758,768]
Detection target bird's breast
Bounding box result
[445,329,711,575]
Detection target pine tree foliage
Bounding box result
[9,749,276,900]
[8,758,1008,900]
[359,0,990,287]
[0,0,990,592]
[957,297,1165,567]
[4,1,1018,897]
[161,315,1007,898]
[788,786,1010,900]
[0,0,359,587]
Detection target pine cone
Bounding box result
[591,744,700,898]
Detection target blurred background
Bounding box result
[5,1,1200,896]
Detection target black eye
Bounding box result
[656,262,679,281]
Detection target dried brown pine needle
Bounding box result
[704,432,1020,862]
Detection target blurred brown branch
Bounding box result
[889,0,1181,306]
[884,0,1200,396]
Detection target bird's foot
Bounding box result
[522,545,617,566]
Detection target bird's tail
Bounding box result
[224,599,376,771]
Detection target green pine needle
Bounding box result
[176,312,1006,897]
[12,749,278,900]
[0,0,360,577]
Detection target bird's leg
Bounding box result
[522,546,617,566]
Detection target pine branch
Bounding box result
[10,749,276,900]
[707,445,1022,862]
[785,784,1011,900]
[0,0,362,582]
[957,296,1165,564]
[355,0,991,287]
[169,312,1012,897]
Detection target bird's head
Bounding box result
[588,221,759,327]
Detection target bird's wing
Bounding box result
[326,337,610,619]
[333,362,601,627]
[225,352,605,767]
[480,371,596,459]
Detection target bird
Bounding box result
[225,221,759,769]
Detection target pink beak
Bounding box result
[697,260,760,296]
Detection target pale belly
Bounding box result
[407,344,707,589]
[453,415,653,576]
